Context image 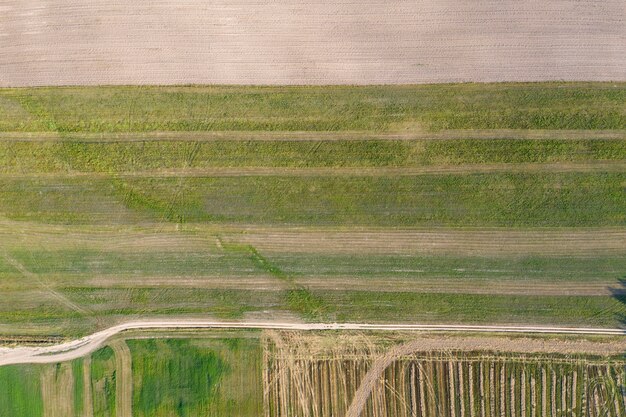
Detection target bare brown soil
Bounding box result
[269,332,626,357]
[1,1,624,86]
[110,340,132,417]
[82,356,94,417]
[41,363,75,417]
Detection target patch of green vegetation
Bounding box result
[0,365,43,417]
[286,288,328,321]
[91,346,116,417]
[320,291,626,327]
[416,138,626,165]
[272,254,626,282]
[1,139,625,174]
[0,295,84,324]
[8,248,260,278]
[245,245,290,281]
[129,339,226,417]
[71,359,84,417]
[128,337,262,417]
[115,173,625,227]
[1,173,623,227]
[62,288,281,319]
[0,178,148,224]
[0,84,623,132]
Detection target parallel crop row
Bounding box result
[264,337,626,417]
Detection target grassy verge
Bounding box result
[319,291,626,327]
[1,138,625,174]
[107,173,626,227]
[1,83,624,132]
[272,253,626,282]
[1,173,623,227]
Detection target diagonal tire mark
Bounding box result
[1,250,92,316]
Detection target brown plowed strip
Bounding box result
[110,340,133,417]
[41,363,75,417]
[1,1,624,86]
[3,161,625,179]
[225,229,626,257]
[1,130,624,143]
[83,356,94,417]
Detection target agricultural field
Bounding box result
[0,83,624,337]
[0,331,624,417]
[265,332,626,417]
[1,1,625,415]
[1,1,624,86]
[0,330,263,417]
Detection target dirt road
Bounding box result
[1,0,624,86]
[0,320,624,366]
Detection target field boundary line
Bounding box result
[0,130,624,143]
[2,161,625,179]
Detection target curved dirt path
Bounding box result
[0,320,624,367]
[345,339,428,417]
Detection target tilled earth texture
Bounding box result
[1,0,624,86]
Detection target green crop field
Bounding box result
[1,83,624,132]
[0,83,625,338]
[0,331,263,417]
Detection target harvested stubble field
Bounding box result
[0,83,624,338]
[264,332,626,417]
[1,1,625,86]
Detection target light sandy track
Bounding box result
[3,161,625,179]
[0,320,624,367]
[1,0,624,86]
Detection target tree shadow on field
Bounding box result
[607,276,626,416]
[609,277,626,330]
